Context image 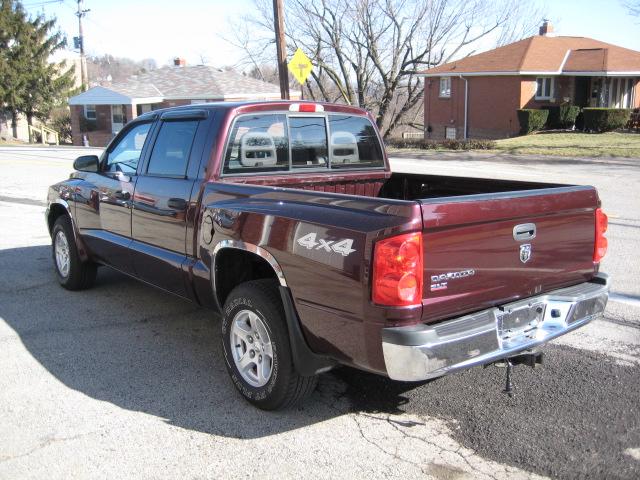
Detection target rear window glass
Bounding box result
[223,114,289,174]
[222,112,384,175]
[147,120,199,177]
[328,115,384,168]
[290,116,328,169]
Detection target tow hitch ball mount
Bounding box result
[491,350,544,397]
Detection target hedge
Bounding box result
[544,105,581,129]
[582,108,631,132]
[517,109,549,135]
[387,138,497,150]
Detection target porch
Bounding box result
[567,76,638,108]
[68,86,163,146]
[69,103,159,147]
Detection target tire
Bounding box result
[221,279,318,410]
[52,215,97,290]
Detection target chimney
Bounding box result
[173,57,186,67]
[539,20,554,36]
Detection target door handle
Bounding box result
[513,223,536,241]
[167,198,187,210]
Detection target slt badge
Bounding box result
[520,244,532,263]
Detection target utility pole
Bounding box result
[272,0,289,100]
[75,0,90,90]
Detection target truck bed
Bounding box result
[225,171,568,201]
[213,169,599,372]
[377,173,566,200]
[223,170,598,319]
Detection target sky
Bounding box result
[21,0,640,69]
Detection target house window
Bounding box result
[112,105,124,125]
[445,127,457,139]
[535,77,554,100]
[136,104,153,115]
[603,77,635,108]
[84,104,96,120]
[439,77,451,98]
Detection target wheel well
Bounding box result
[47,204,69,235]
[214,248,279,308]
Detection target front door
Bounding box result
[131,114,205,296]
[75,120,154,272]
[574,77,590,107]
[111,105,125,135]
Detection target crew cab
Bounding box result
[46,101,610,409]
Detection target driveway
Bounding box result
[0,147,638,479]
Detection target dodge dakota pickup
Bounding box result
[46,101,610,409]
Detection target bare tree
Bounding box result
[623,0,640,16]
[230,0,541,138]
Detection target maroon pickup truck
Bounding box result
[46,101,610,409]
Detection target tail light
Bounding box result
[372,232,423,306]
[593,208,608,263]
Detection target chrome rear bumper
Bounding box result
[382,273,609,381]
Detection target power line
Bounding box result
[62,0,107,34]
[22,0,63,7]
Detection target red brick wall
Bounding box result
[158,99,192,108]
[424,77,464,139]
[424,76,523,139]
[467,76,522,138]
[80,132,115,147]
[71,104,113,146]
[70,105,82,145]
[95,105,112,132]
[520,76,569,109]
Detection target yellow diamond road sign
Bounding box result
[288,48,313,85]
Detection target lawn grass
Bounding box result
[491,131,640,158]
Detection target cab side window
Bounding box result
[104,122,151,174]
[146,120,199,177]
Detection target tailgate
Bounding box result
[419,186,599,323]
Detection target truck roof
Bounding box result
[137,100,371,121]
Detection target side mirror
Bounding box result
[73,155,99,172]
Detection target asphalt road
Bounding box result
[0,147,638,479]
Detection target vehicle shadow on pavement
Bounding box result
[0,245,406,439]
[2,245,639,479]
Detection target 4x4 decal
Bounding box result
[296,233,356,257]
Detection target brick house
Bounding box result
[68,59,298,146]
[421,22,640,139]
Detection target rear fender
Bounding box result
[210,238,334,376]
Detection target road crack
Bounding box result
[0,431,98,464]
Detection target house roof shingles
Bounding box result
[69,65,285,106]
[422,35,640,76]
[108,65,283,99]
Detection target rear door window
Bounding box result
[223,114,289,174]
[328,115,384,168]
[146,120,199,177]
[289,116,328,169]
